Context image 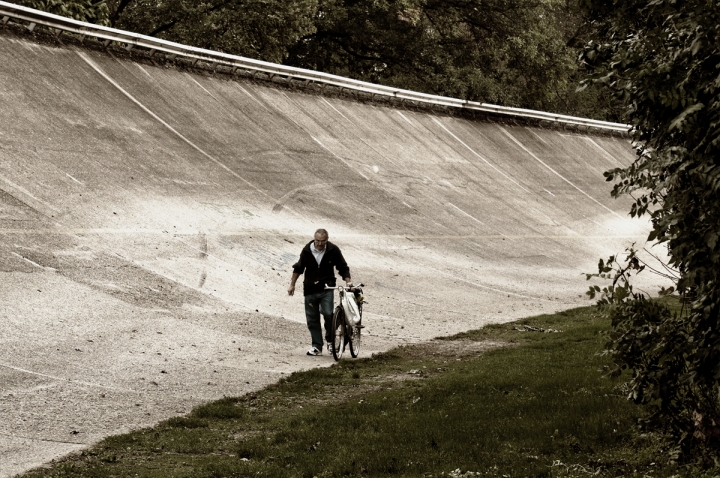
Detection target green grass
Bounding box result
[23,301,705,477]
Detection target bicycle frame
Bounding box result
[325,283,364,360]
[325,284,363,323]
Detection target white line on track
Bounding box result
[10,252,55,271]
[447,203,512,237]
[320,97,355,126]
[500,127,625,219]
[134,62,153,79]
[0,431,85,446]
[529,129,549,144]
[251,89,374,182]
[585,137,625,167]
[76,51,273,201]
[272,91,376,179]
[0,363,140,393]
[581,214,606,229]
[429,267,547,301]
[396,111,415,126]
[311,137,370,180]
[0,173,59,213]
[448,202,485,225]
[234,83,270,112]
[64,172,83,185]
[317,99,398,166]
[432,118,531,193]
[187,74,221,102]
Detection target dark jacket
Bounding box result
[292,241,350,296]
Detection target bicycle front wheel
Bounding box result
[331,306,345,361]
[349,325,360,358]
[349,303,362,358]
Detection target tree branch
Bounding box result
[109,0,134,26]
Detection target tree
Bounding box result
[286,0,590,113]
[12,0,110,24]
[581,0,720,454]
[108,0,318,64]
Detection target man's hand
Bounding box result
[288,272,300,296]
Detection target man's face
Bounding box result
[314,233,328,251]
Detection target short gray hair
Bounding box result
[314,228,328,238]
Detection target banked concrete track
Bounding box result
[0,28,654,476]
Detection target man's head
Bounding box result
[314,228,328,251]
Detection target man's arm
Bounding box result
[288,272,300,296]
[289,252,305,296]
[335,248,351,285]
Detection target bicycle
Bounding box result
[325,283,365,361]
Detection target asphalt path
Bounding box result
[0,30,662,476]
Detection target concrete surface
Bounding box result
[0,30,661,476]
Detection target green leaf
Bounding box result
[669,103,705,131]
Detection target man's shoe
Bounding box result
[327,343,333,355]
[306,347,322,356]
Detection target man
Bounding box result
[288,229,352,356]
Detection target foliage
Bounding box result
[107,0,317,64]
[580,0,720,454]
[12,0,110,24]
[285,0,596,114]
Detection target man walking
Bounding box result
[288,229,352,356]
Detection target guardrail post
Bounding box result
[148,49,156,57]
[102,39,111,47]
[231,66,238,75]
[2,16,9,25]
[125,43,133,51]
[191,58,199,66]
[27,22,35,32]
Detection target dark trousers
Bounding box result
[304,290,334,350]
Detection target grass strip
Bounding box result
[23,302,700,477]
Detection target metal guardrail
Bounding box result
[0,1,631,132]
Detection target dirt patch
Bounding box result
[407,339,508,357]
[275,339,509,408]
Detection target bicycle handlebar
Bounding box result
[325,283,364,291]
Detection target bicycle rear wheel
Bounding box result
[331,306,345,361]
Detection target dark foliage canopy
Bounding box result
[110,0,318,65]
[285,0,581,112]
[15,0,110,24]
